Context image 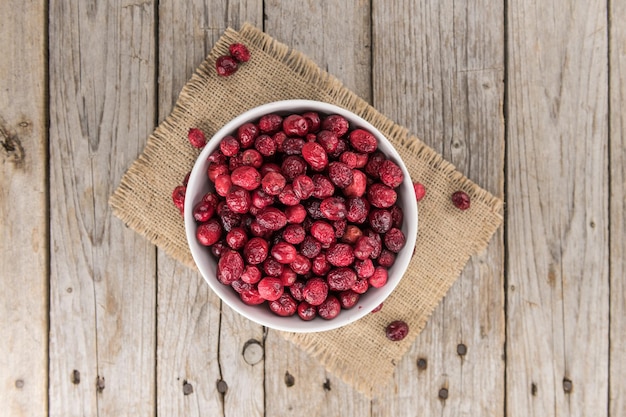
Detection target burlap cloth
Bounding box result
[110,23,503,397]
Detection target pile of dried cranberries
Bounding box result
[185,112,408,321]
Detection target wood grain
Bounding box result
[609,0,626,415]
[506,1,609,416]
[263,2,373,415]
[156,2,263,416]
[48,1,157,416]
[0,1,47,416]
[371,0,505,415]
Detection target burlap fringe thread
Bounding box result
[110,23,503,397]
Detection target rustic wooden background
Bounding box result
[1,0,622,416]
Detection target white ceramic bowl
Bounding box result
[184,100,418,332]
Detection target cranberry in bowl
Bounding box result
[184,100,417,332]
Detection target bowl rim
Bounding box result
[184,99,418,332]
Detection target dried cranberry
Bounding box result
[263,257,283,277]
[378,250,396,268]
[316,130,339,153]
[228,153,244,171]
[311,175,335,198]
[320,197,347,220]
[217,250,244,285]
[327,267,357,291]
[304,199,324,219]
[413,182,426,201]
[278,185,300,206]
[220,135,240,156]
[303,277,329,306]
[351,278,369,294]
[290,281,305,301]
[326,243,355,267]
[328,162,354,188]
[338,290,360,309]
[228,43,250,63]
[231,279,253,294]
[365,151,386,178]
[261,172,286,195]
[302,112,321,132]
[257,207,287,231]
[353,236,375,260]
[240,288,265,305]
[292,175,315,199]
[258,113,283,134]
[354,153,369,168]
[339,151,358,168]
[384,228,406,253]
[301,142,328,171]
[285,204,307,223]
[188,128,207,148]
[260,163,281,176]
[193,201,215,222]
[225,227,248,250]
[241,265,262,284]
[368,209,393,233]
[311,253,331,275]
[257,277,284,301]
[282,137,305,155]
[371,303,383,313]
[237,122,259,148]
[310,221,335,245]
[369,267,388,288]
[242,149,263,168]
[318,295,341,320]
[254,134,276,156]
[378,160,404,189]
[290,254,311,275]
[208,163,229,182]
[300,236,322,259]
[385,320,409,341]
[214,174,233,197]
[271,242,298,264]
[343,169,367,198]
[297,301,317,321]
[216,55,238,76]
[367,183,397,208]
[452,190,470,210]
[333,219,347,238]
[251,189,274,209]
[283,114,309,136]
[196,219,222,246]
[279,267,297,286]
[322,115,349,137]
[329,138,348,159]
[207,149,227,164]
[390,205,403,228]
[365,230,383,259]
[281,156,307,180]
[354,258,375,279]
[349,128,377,153]
[226,185,251,214]
[172,185,186,212]
[346,197,370,223]
[230,166,260,190]
[211,240,227,257]
[269,293,297,316]
[243,237,269,264]
[341,225,363,244]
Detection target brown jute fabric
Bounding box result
[109,23,503,397]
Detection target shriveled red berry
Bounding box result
[390,205,403,228]
[371,303,383,313]
[320,197,347,220]
[271,241,298,264]
[257,277,284,301]
[316,130,339,153]
[303,277,329,306]
[290,254,311,275]
[283,114,309,137]
[237,122,259,148]
[290,281,305,301]
[346,197,370,224]
[333,219,347,238]
[327,267,357,291]
[278,185,300,206]
[339,290,360,309]
[207,163,229,182]
[229,42,250,63]
[328,162,354,188]
[367,183,397,208]
[279,267,297,286]
[297,301,317,321]
[231,279,253,294]
[193,200,215,222]
[217,250,244,285]
[378,250,396,268]
[256,207,287,231]
[329,137,348,158]
[225,227,248,250]
[302,112,321,132]
[261,172,286,195]
[258,114,283,134]
[242,149,263,168]
[379,160,404,189]
[326,243,355,267]
[226,185,251,214]
[368,267,388,288]
[343,169,367,198]
[196,219,222,246]
[353,236,375,260]
[282,224,305,244]
[269,293,297,316]
[263,257,283,277]
[188,128,207,148]
[354,153,369,168]
[452,190,470,210]
[281,155,307,180]
[210,240,227,257]
[311,175,335,198]
[322,115,349,137]
[349,128,377,153]
[220,135,240,156]
[241,265,262,284]
[207,149,227,164]
[318,295,341,320]
[354,258,375,279]
[365,151,386,178]
[384,227,406,253]
[282,137,305,155]
[254,134,276,156]
[413,182,426,202]
[230,166,261,190]
[339,151,358,168]
[214,174,233,197]
[310,221,335,245]
[251,189,274,209]
[341,225,363,244]
[228,153,244,171]
[216,55,238,76]
[240,288,265,305]
[311,253,331,275]
[351,278,369,294]
[385,320,409,341]
[365,230,383,259]
[301,142,328,171]
[217,202,242,232]
[243,237,269,264]
[368,209,393,233]
[285,204,307,223]
[300,236,322,259]
[172,185,186,212]
[292,175,315,200]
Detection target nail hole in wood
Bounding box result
[284,371,295,387]
[182,380,193,395]
[438,388,448,400]
[216,379,228,394]
[15,379,24,389]
[323,378,331,391]
[96,376,105,393]
[563,378,573,393]
[531,382,537,396]
[457,343,467,356]
[417,358,427,370]
[71,370,80,384]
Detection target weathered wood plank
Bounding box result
[156,3,263,416]
[371,0,506,415]
[263,1,373,415]
[0,1,48,416]
[506,1,609,416]
[609,1,626,415]
[48,1,157,416]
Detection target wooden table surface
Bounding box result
[1,1,623,416]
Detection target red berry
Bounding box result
[220,135,240,156]
[318,295,341,320]
[242,149,264,168]
[365,151,386,178]
[290,281,305,301]
[328,162,354,188]
[385,320,409,341]
[311,175,335,199]
[214,174,233,197]
[338,290,360,309]
[351,278,369,294]
[258,114,283,134]
[321,115,349,137]
[343,169,367,198]
[326,243,355,267]
[371,303,383,313]
[367,183,397,208]
[261,171,286,195]
[278,185,301,206]
[188,128,207,148]
[269,294,297,317]
[348,129,377,153]
[243,237,269,264]
[193,200,215,222]
[257,207,287,231]
[303,277,329,306]
[301,142,328,171]
[300,235,322,259]
[271,241,298,264]
[320,197,347,220]
[292,175,315,200]
[237,122,259,148]
[281,156,307,180]
[258,277,284,301]
[378,250,396,268]
[217,250,244,285]
[310,221,335,245]
[384,228,406,253]
[368,209,393,234]
[290,254,311,275]
[379,160,404,189]
[225,227,248,250]
[297,301,317,321]
[285,204,307,223]
[231,166,261,191]
[316,130,339,153]
[254,134,276,156]
[368,267,388,288]
[207,163,229,182]
[283,224,306,244]
[283,114,309,136]
[240,288,265,305]
[263,257,283,277]
[216,55,238,76]
[172,185,186,212]
[413,182,426,202]
[341,225,363,244]
[354,258,375,279]
[312,253,331,275]
[282,137,305,155]
[241,265,262,284]
[452,190,470,210]
[229,43,251,63]
[226,185,251,214]
[279,267,298,286]
[196,219,222,246]
[327,267,357,291]
[302,112,321,132]
[346,197,370,223]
